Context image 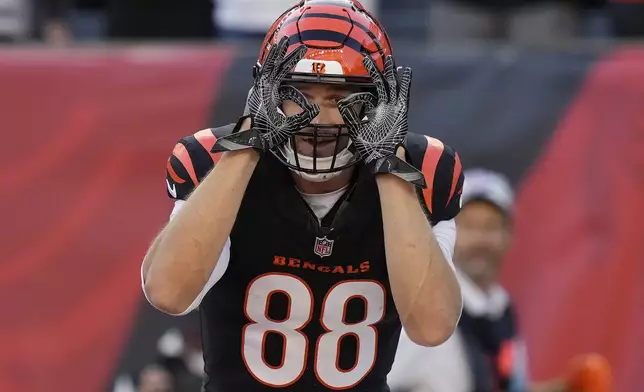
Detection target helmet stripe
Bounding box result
[288,29,369,54]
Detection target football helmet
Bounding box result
[254,0,393,181]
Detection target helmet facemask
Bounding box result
[271,82,373,182]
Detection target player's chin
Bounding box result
[295,136,348,158]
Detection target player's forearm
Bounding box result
[143,149,259,314]
[376,174,462,347]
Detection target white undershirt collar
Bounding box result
[298,185,349,221]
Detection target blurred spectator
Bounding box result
[0,0,31,42]
[427,0,580,44]
[113,327,203,392]
[388,169,610,392]
[35,0,105,43]
[610,0,644,37]
[213,0,294,40]
[0,0,76,44]
[388,168,534,392]
[213,0,379,40]
[155,328,204,391]
[137,364,175,392]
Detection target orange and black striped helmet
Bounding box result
[254,0,394,180]
[254,0,393,86]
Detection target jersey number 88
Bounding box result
[242,273,386,389]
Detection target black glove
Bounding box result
[336,55,426,188]
[212,37,319,153]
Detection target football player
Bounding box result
[141,1,465,391]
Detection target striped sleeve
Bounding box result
[165,128,225,200]
[406,134,464,223]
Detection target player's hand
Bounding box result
[336,55,425,188]
[212,37,319,153]
[249,36,319,148]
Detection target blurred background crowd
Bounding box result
[3,0,644,44]
[1,1,642,392]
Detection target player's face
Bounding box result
[282,83,359,158]
[454,201,511,288]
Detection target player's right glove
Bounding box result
[212,36,319,154]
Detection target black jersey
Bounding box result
[165,124,464,392]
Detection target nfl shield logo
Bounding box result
[314,236,334,258]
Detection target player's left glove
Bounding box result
[336,55,426,188]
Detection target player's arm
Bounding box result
[142,118,259,315]
[376,142,463,347]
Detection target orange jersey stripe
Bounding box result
[166,160,185,184]
[448,151,463,205]
[194,129,223,164]
[171,143,199,186]
[421,136,445,213]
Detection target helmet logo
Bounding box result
[311,62,326,74]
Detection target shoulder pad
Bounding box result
[405,133,464,222]
[165,123,236,200]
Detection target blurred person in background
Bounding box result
[213,0,298,40]
[388,169,612,392]
[427,0,582,44]
[0,0,70,43]
[113,328,203,392]
[0,0,32,42]
[213,0,378,40]
[137,364,175,392]
[155,328,204,391]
